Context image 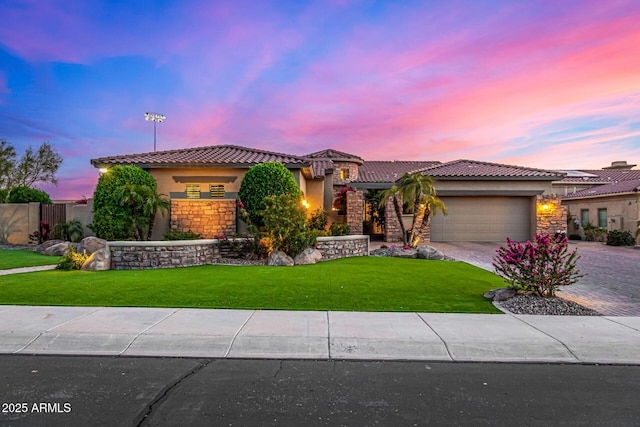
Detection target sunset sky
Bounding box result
[1,0,639,199]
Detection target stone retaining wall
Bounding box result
[107,235,370,270]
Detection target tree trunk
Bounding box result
[392,195,407,245]
[409,203,427,248]
[412,205,431,248]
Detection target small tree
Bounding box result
[492,234,585,298]
[238,162,300,226]
[7,186,52,204]
[262,193,316,257]
[92,165,163,240]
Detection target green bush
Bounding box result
[7,186,52,203]
[92,166,159,240]
[238,162,300,226]
[56,245,89,270]
[162,229,203,240]
[307,208,329,232]
[0,189,8,203]
[262,193,316,257]
[582,221,606,242]
[606,230,636,246]
[329,222,350,236]
[51,220,84,243]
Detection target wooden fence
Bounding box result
[41,203,66,228]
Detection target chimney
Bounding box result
[603,161,636,170]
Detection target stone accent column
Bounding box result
[535,195,567,235]
[384,197,403,242]
[170,200,236,238]
[345,190,364,235]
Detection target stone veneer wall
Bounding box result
[536,195,567,235]
[170,199,236,238]
[332,161,360,185]
[384,197,403,242]
[345,190,364,235]
[107,235,370,270]
[316,235,370,260]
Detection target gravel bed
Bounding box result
[214,258,266,266]
[0,244,36,251]
[498,294,600,316]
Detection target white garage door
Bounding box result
[430,196,532,242]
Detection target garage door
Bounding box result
[430,196,532,242]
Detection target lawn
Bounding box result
[0,249,61,270]
[0,257,503,313]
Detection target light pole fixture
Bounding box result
[145,112,166,152]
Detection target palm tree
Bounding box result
[381,173,446,248]
[114,183,169,240]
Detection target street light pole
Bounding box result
[145,112,166,152]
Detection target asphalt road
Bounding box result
[1,356,640,426]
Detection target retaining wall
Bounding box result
[107,235,370,270]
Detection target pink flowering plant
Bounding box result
[492,234,585,298]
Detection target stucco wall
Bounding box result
[0,203,39,245]
[563,194,640,240]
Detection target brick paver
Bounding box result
[424,241,640,316]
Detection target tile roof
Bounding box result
[91,145,310,168]
[308,159,334,178]
[416,159,565,179]
[562,179,640,199]
[555,169,640,184]
[305,148,364,164]
[353,161,441,183]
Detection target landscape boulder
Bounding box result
[390,247,417,258]
[37,240,65,254]
[78,236,107,255]
[483,287,518,302]
[267,250,294,266]
[43,242,71,257]
[81,248,110,271]
[294,248,323,265]
[417,246,445,260]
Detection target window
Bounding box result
[598,208,607,228]
[339,168,350,180]
[186,184,200,199]
[580,209,589,226]
[210,184,225,198]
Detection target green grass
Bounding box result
[0,257,503,313]
[0,249,61,270]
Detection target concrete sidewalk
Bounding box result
[1,305,639,364]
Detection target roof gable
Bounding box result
[305,148,363,164]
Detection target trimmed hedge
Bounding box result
[8,186,52,204]
[237,162,300,225]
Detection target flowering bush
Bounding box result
[56,245,89,270]
[492,234,584,297]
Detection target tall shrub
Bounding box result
[492,234,584,298]
[262,193,316,257]
[92,166,159,240]
[238,162,300,226]
[7,186,52,204]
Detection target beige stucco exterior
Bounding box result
[563,194,640,241]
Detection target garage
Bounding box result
[430,196,533,242]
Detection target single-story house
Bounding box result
[556,162,640,240]
[91,144,567,242]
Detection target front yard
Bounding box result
[0,256,503,313]
[0,249,62,270]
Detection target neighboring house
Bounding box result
[91,144,567,242]
[557,161,640,240]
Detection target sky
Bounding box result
[1,0,639,200]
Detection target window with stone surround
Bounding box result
[210,184,225,198]
[186,184,200,199]
[340,168,350,179]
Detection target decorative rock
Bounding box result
[78,236,107,255]
[390,247,417,258]
[37,240,65,253]
[484,287,517,302]
[81,248,110,271]
[417,246,445,260]
[43,242,71,256]
[267,250,294,266]
[294,248,323,265]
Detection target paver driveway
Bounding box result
[427,241,640,316]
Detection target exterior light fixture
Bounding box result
[302,200,310,209]
[99,168,109,173]
[145,112,166,152]
[542,204,550,211]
